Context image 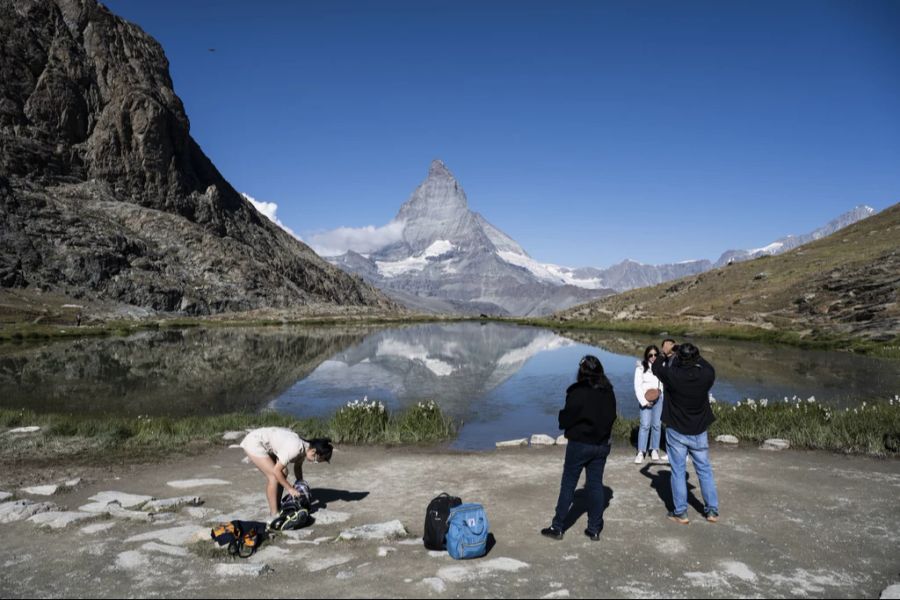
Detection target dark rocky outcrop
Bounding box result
[0,0,392,315]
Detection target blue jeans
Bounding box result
[551,440,611,534]
[638,397,664,453]
[666,428,718,516]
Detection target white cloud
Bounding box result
[241,193,300,239]
[308,221,405,257]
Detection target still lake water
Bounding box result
[2,322,897,449]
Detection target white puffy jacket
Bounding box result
[634,361,662,408]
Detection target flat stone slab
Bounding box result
[882,584,900,599]
[495,438,528,448]
[556,435,568,446]
[222,431,246,441]
[28,511,99,529]
[338,520,408,541]
[421,577,447,593]
[761,438,791,451]
[306,555,353,572]
[108,503,154,522]
[20,485,59,496]
[437,557,530,583]
[6,426,40,434]
[141,542,189,557]
[0,500,58,523]
[0,491,11,502]
[215,563,272,577]
[143,496,203,512]
[312,509,351,525]
[530,434,556,446]
[125,525,208,546]
[87,491,154,509]
[716,435,740,444]
[115,550,149,571]
[81,522,116,535]
[166,479,231,489]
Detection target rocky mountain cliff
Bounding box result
[328,160,614,316]
[0,0,392,316]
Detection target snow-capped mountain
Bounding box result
[326,160,878,315]
[327,160,615,316]
[712,205,877,267]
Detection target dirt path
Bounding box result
[2,443,899,598]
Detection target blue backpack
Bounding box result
[446,503,489,560]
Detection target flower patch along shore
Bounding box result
[1,395,898,468]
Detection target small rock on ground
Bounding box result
[761,438,791,451]
[556,435,568,446]
[881,584,900,599]
[0,500,58,523]
[716,434,739,444]
[530,434,556,446]
[20,485,59,496]
[0,491,11,502]
[496,438,528,448]
[166,479,231,489]
[339,520,408,541]
[87,491,154,509]
[143,496,203,512]
[28,511,99,529]
[6,426,40,434]
[222,431,245,441]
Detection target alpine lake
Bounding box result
[2,322,897,450]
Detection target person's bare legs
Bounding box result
[246,452,283,516]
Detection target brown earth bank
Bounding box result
[1,444,898,598]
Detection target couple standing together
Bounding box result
[542,340,720,540]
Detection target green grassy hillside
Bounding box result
[549,202,899,349]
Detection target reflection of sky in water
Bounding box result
[270,323,900,450]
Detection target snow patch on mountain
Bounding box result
[496,251,606,289]
[376,240,456,278]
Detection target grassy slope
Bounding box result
[546,202,900,350]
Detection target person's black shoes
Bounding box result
[540,526,564,540]
[584,529,600,541]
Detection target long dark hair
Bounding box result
[308,438,333,463]
[577,355,612,390]
[642,345,660,373]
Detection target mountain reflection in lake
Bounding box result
[2,323,897,450]
[272,323,899,449]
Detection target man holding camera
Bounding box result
[652,342,719,524]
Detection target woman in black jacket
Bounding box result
[541,355,617,541]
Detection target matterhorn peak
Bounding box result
[428,158,453,178]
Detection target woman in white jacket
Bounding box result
[634,345,667,464]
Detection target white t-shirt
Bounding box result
[241,427,309,466]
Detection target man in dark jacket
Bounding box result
[541,355,617,541]
[652,342,719,524]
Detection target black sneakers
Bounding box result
[584,529,600,541]
[540,526,564,540]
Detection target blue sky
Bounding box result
[104,0,900,267]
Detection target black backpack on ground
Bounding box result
[270,480,313,532]
[423,493,462,550]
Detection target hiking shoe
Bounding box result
[634,452,644,464]
[705,509,719,523]
[584,529,601,541]
[540,526,564,540]
[667,511,690,525]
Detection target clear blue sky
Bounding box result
[104,0,900,267]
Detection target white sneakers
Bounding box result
[636,450,669,464]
